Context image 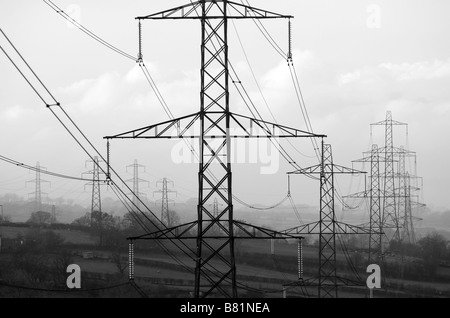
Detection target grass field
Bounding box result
[1,225,450,298]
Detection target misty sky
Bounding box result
[0,0,449,220]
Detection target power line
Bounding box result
[42,0,137,62]
[0,154,100,182]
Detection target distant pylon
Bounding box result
[368,144,382,264]
[287,140,366,298]
[26,161,50,213]
[126,159,149,213]
[154,178,177,227]
[371,111,407,243]
[83,156,104,230]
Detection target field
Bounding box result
[1,225,450,298]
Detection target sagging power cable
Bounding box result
[0,154,101,182]
[39,1,277,289]
[0,27,199,277]
[43,0,137,62]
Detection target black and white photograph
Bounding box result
[0,0,449,306]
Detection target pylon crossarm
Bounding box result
[233,220,304,239]
[137,1,292,20]
[104,112,199,139]
[288,165,321,175]
[289,161,365,175]
[371,119,408,126]
[105,111,325,140]
[363,146,416,156]
[129,220,304,240]
[128,221,197,240]
[282,221,320,235]
[353,155,387,163]
[335,222,381,235]
[281,221,380,235]
[230,113,325,138]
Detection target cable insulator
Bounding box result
[106,139,111,183]
[138,20,143,62]
[129,241,135,281]
[287,19,293,63]
[298,238,303,281]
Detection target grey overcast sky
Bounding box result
[0,0,449,216]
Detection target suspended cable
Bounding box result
[0,28,206,280]
[242,0,287,59]
[1,7,312,296]
[42,0,137,61]
[0,154,101,182]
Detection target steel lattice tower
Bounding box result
[318,143,337,298]
[346,145,387,265]
[106,1,324,298]
[285,141,369,298]
[401,172,415,244]
[84,156,103,229]
[371,111,407,243]
[154,178,176,227]
[397,146,407,241]
[368,144,382,264]
[126,159,148,213]
[27,161,49,213]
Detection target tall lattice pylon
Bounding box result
[396,146,425,245]
[346,145,386,264]
[318,143,338,298]
[154,178,177,227]
[368,144,382,264]
[401,172,414,244]
[285,141,368,298]
[84,156,103,230]
[126,159,148,213]
[26,161,50,213]
[106,1,324,298]
[371,111,407,243]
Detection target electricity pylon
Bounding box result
[26,161,50,213]
[397,147,424,244]
[154,178,177,227]
[83,156,106,245]
[282,141,373,298]
[106,0,324,298]
[126,159,149,213]
[371,111,407,242]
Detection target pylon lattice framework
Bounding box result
[346,111,425,263]
[154,178,176,227]
[26,161,50,214]
[371,111,407,242]
[284,141,371,298]
[126,159,148,213]
[105,0,325,298]
[84,156,103,229]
